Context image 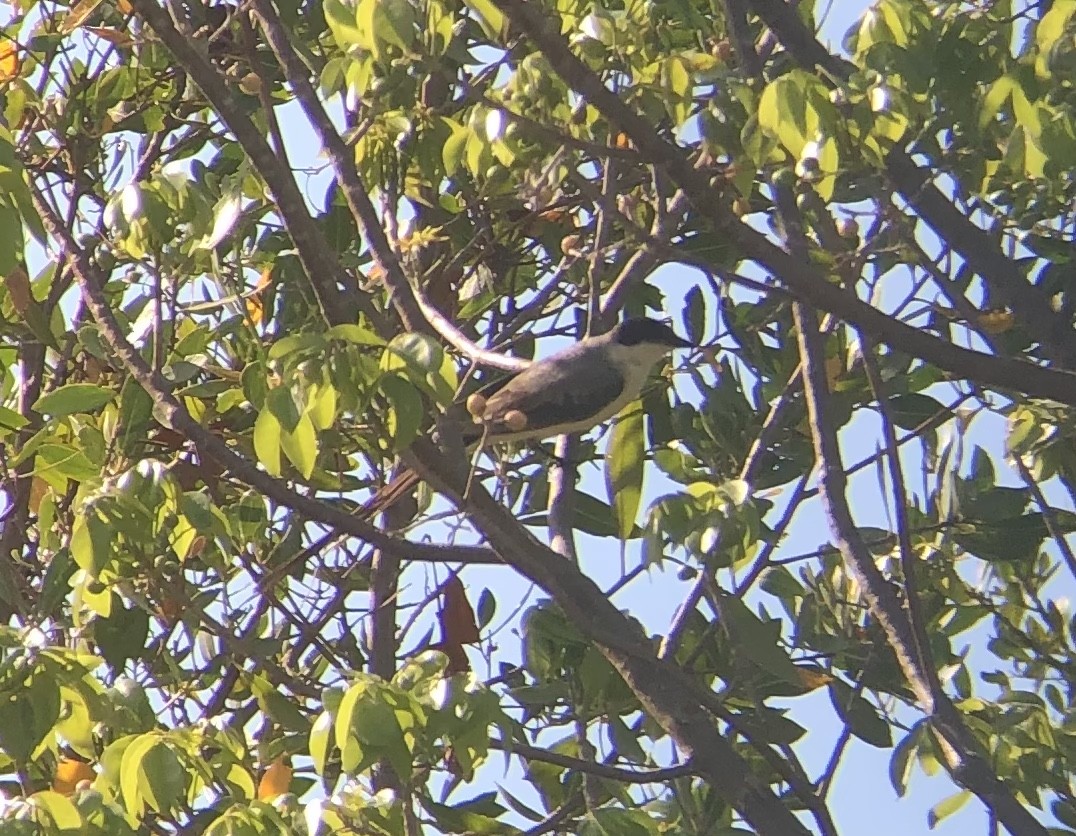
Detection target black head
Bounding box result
[614,317,692,349]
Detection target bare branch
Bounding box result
[749,0,1076,369]
[127,0,369,329]
[793,287,1048,836]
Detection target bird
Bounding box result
[363,317,693,518]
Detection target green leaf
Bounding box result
[522,491,640,538]
[253,408,282,477]
[335,678,413,778]
[325,323,384,346]
[96,601,150,673]
[953,513,1048,562]
[928,790,971,828]
[266,385,302,433]
[581,808,654,836]
[889,721,924,796]
[379,374,423,451]
[886,393,949,431]
[979,74,1016,131]
[1036,2,1076,79]
[0,405,28,437]
[119,733,157,817]
[758,71,829,159]
[251,673,310,733]
[116,378,154,456]
[324,0,365,49]
[28,791,81,830]
[242,362,269,409]
[372,0,415,51]
[200,193,243,250]
[136,739,185,815]
[381,332,442,377]
[0,126,46,246]
[35,443,100,486]
[476,589,495,629]
[443,123,471,177]
[280,414,318,479]
[307,383,338,431]
[71,507,112,576]
[462,0,506,40]
[606,401,645,540]
[828,680,892,748]
[682,286,707,345]
[33,384,114,417]
[310,711,334,775]
[0,690,37,763]
[720,595,802,684]
[267,333,327,360]
[735,707,808,745]
[426,794,508,835]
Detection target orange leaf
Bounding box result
[433,575,480,675]
[5,266,31,316]
[977,308,1015,335]
[84,26,135,48]
[61,0,107,33]
[28,476,48,515]
[155,595,183,625]
[794,666,833,692]
[246,266,273,325]
[53,758,95,794]
[258,756,292,800]
[536,207,571,225]
[439,574,480,645]
[0,40,20,83]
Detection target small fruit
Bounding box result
[711,39,733,62]
[836,218,859,239]
[238,72,262,95]
[560,233,584,256]
[503,409,528,431]
[466,393,488,421]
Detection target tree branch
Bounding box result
[395,446,810,835]
[490,0,1076,405]
[127,0,369,329]
[793,298,1048,836]
[249,0,430,338]
[30,187,497,569]
[496,740,697,783]
[748,0,1076,369]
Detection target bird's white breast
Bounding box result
[597,341,675,421]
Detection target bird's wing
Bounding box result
[480,355,625,436]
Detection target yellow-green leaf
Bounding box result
[605,401,645,540]
[462,0,506,40]
[253,409,282,477]
[280,414,317,479]
[307,383,338,431]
